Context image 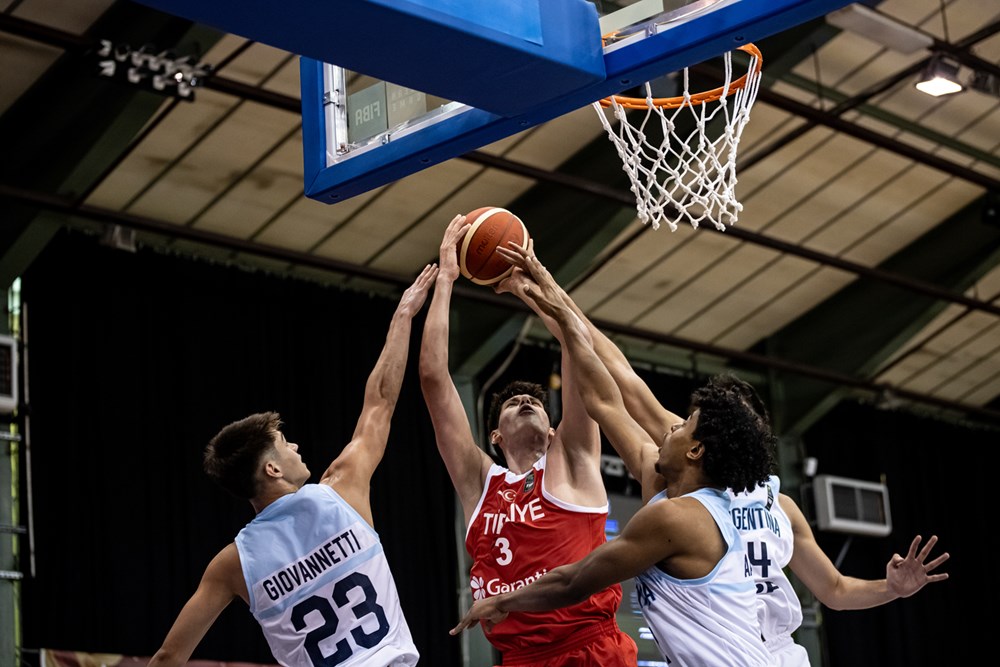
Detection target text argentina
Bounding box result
[730,505,781,536]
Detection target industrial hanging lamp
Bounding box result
[915,54,964,97]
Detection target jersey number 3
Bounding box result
[495,537,513,566]
[291,571,390,666]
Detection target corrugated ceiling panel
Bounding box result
[712,255,844,349]
[257,190,382,254]
[128,102,300,224]
[315,159,502,265]
[374,169,542,272]
[666,242,793,341]
[15,0,116,31]
[0,35,61,115]
[86,91,236,210]
[845,177,984,267]
[602,230,744,326]
[214,42,294,85]
[195,136,305,239]
[503,106,607,170]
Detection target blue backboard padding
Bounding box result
[301,0,855,204]
[135,0,604,117]
[404,0,543,45]
[300,58,326,193]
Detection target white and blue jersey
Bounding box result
[634,487,774,666]
[235,484,418,667]
[729,476,810,666]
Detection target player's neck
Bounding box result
[663,472,718,499]
[250,480,298,514]
[503,441,544,475]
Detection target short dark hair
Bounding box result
[689,374,776,494]
[487,380,548,435]
[204,411,282,499]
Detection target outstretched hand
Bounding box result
[494,237,539,297]
[886,534,949,599]
[397,263,439,318]
[448,597,509,636]
[438,214,471,283]
[495,239,565,320]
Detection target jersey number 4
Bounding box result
[291,571,391,666]
[746,540,772,578]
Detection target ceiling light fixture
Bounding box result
[915,55,964,96]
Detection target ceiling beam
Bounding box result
[2,14,996,206]
[760,197,1000,434]
[0,6,223,292]
[3,10,997,430]
[3,181,998,426]
[754,86,998,191]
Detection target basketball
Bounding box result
[458,207,529,285]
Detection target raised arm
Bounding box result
[497,244,663,488]
[510,252,660,486]
[562,291,681,486]
[419,214,495,523]
[321,263,437,525]
[782,494,949,610]
[494,251,600,493]
[148,544,244,667]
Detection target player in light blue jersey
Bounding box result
[729,476,948,666]
[489,241,949,667]
[148,264,438,667]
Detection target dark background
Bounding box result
[19,230,459,665]
[19,230,981,666]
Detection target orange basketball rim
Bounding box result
[599,43,762,110]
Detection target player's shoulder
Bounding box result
[213,541,241,564]
[205,543,243,584]
[643,493,702,526]
[776,492,807,525]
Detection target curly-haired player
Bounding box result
[482,240,949,667]
[451,248,776,666]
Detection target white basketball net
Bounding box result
[592,46,762,232]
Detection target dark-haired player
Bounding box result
[419,214,637,667]
[148,265,438,667]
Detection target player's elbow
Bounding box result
[148,647,184,667]
[581,395,616,425]
[418,357,449,392]
[562,582,593,607]
[550,568,592,606]
[811,582,847,610]
[820,596,848,611]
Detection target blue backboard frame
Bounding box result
[302,0,854,203]
[136,0,606,116]
[134,0,855,205]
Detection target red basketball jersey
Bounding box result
[464,456,622,654]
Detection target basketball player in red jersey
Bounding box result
[420,214,638,667]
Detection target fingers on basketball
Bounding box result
[457,207,530,286]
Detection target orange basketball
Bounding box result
[458,207,529,285]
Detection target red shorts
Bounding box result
[498,618,638,667]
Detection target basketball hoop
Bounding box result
[593,43,762,232]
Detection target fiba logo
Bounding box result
[470,576,486,600]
